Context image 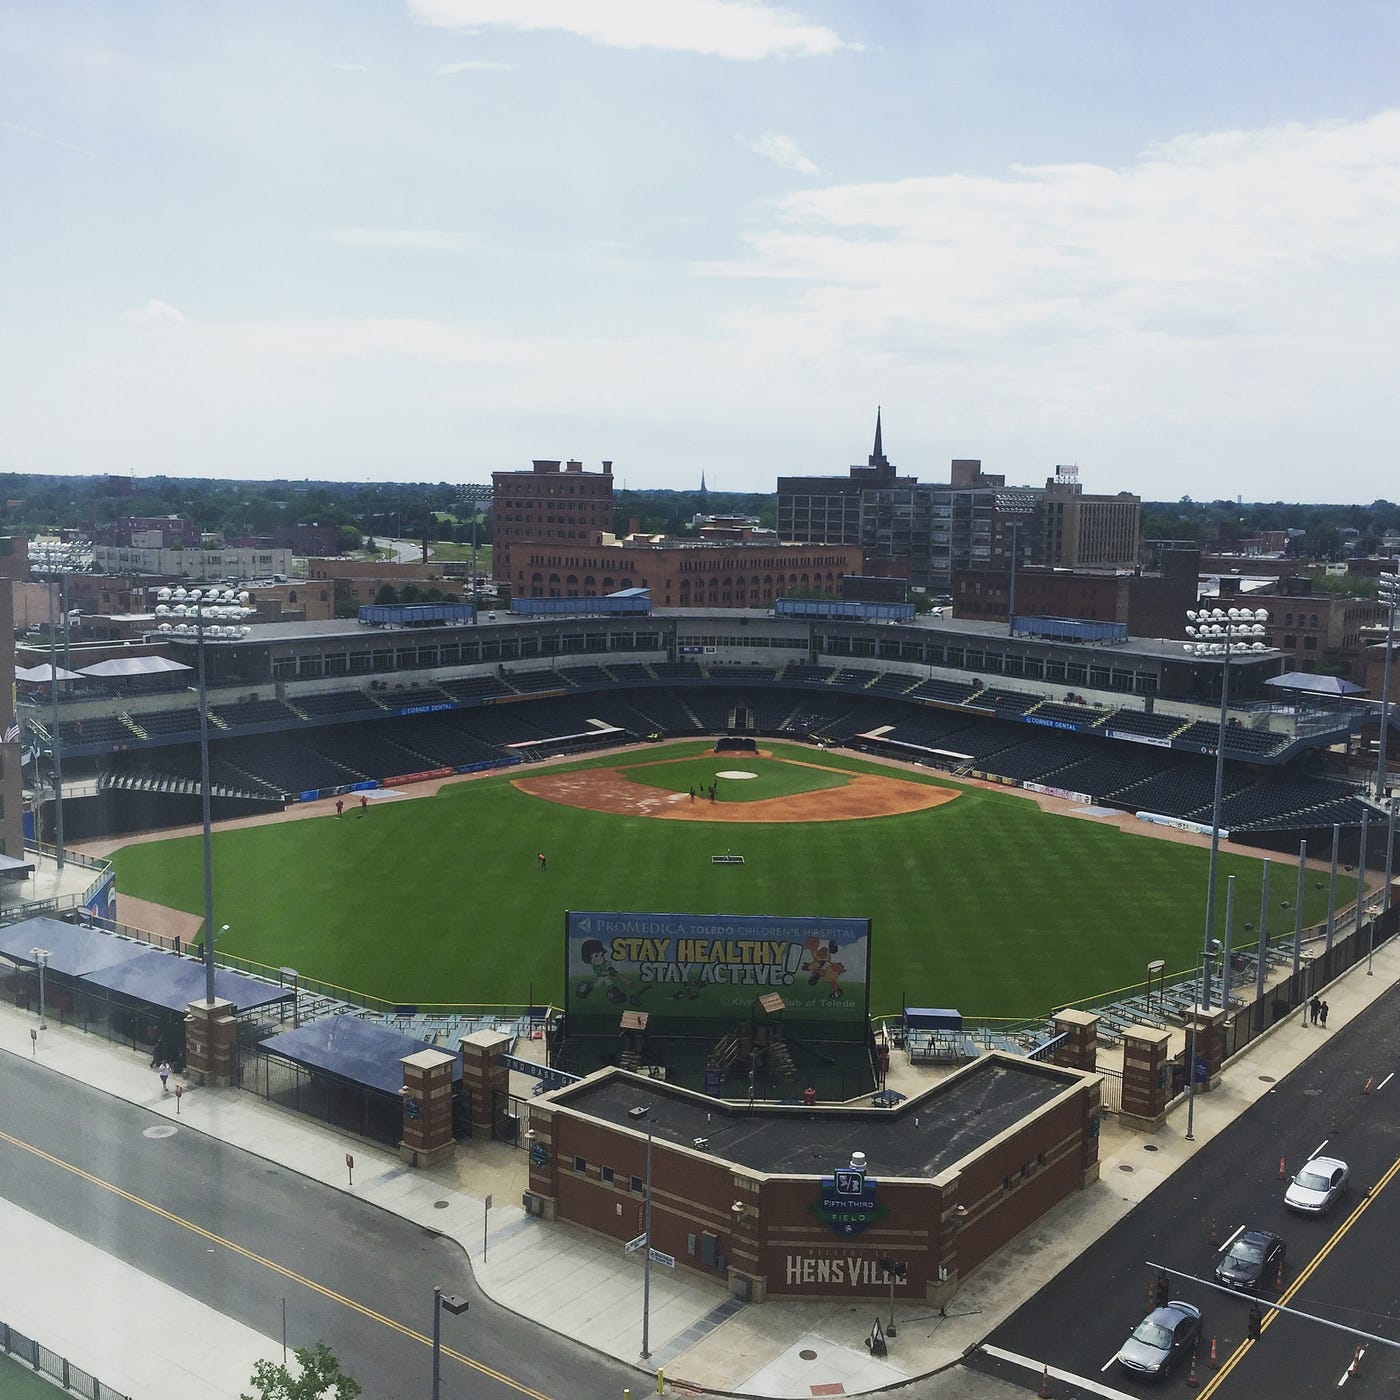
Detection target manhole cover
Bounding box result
[143,1125,178,1139]
[799,1350,818,1361]
[1142,1144,1159,1153]
[1118,1163,1135,1173]
[434,1200,449,1209]
[1259,1075,1277,1083]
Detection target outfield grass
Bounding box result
[110,741,1331,1019]
[619,753,849,802]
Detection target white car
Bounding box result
[1284,1155,1349,1214]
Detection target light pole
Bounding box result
[31,947,50,1029]
[1374,569,1398,801]
[154,586,254,1004]
[430,1284,469,1400]
[29,540,85,871]
[1182,605,1269,1141]
[630,1103,655,1360]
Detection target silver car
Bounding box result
[1117,1301,1202,1377]
[1285,1155,1348,1214]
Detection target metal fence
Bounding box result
[1,1318,130,1400]
[1097,1067,1123,1114]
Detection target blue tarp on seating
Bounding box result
[260,1016,462,1096]
[0,915,154,978]
[93,948,293,1014]
[0,915,293,1013]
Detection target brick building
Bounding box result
[1261,578,1385,679]
[526,1058,1101,1304]
[511,536,862,609]
[492,459,615,584]
[953,550,1199,638]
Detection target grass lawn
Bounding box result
[0,1351,74,1399]
[110,742,1330,1020]
[619,753,849,802]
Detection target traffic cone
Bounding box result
[1330,1112,1338,1134]
[1278,1154,1286,1180]
[1187,1348,1198,1387]
[1209,1218,1218,1246]
[1348,1345,1362,1376]
[1363,1076,1373,1095]
[1276,1256,1286,1289]
[1041,1362,1051,1397]
[1209,1336,1218,1369]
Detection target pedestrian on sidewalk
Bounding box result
[157,1060,171,1094]
[1309,995,1322,1025]
[1320,1001,1329,1028]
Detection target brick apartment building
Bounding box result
[492,459,615,584]
[1261,578,1385,679]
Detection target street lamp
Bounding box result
[154,586,254,1004]
[1182,605,1269,1141]
[430,1284,469,1400]
[629,1103,655,1360]
[31,947,50,1029]
[29,540,87,871]
[1374,569,1398,801]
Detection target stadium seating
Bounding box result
[907,676,977,705]
[558,664,613,687]
[974,687,1041,716]
[211,698,302,729]
[1174,719,1290,757]
[1027,701,1110,728]
[782,662,835,685]
[439,674,513,702]
[225,736,361,795]
[295,690,383,720]
[1045,748,1176,798]
[604,662,654,683]
[503,669,570,694]
[650,661,705,681]
[866,671,918,696]
[58,714,137,748]
[1113,761,1252,818]
[986,734,1096,782]
[378,684,453,709]
[1096,709,1186,740]
[131,707,204,738]
[830,667,880,689]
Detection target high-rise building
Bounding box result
[491,459,615,584]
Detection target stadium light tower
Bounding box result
[1181,604,1269,1141]
[1375,569,1398,802]
[154,586,254,1004]
[29,539,87,871]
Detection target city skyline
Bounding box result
[4,1,1400,501]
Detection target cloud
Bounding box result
[409,0,850,60]
[123,299,187,327]
[330,62,369,72]
[739,131,818,174]
[435,59,516,74]
[324,227,469,251]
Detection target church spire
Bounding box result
[873,406,883,462]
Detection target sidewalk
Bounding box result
[2,932,1398,1399]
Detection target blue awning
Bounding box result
[260,1016,461,1096]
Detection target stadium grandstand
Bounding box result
[20,606,1374,851]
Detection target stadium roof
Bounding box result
[260,1016,462,1096]
[1263,672,1366,696]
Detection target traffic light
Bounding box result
[1248,1304,1262,1340]
[1155,1271,1170,1308]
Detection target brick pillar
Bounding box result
[928,1170,963,1308]
[1187,1007,1226,1090]
[1080,1077,1103,1186]
[459,1028,511,1136]
[727,1172,766,1303]
[1119,1027,1172,1131]
[525,1102,558,1220]
[1051,1008,1098,1072]
[184,997,238,1087]
[399,1048,457,1168]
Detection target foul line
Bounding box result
[0,1126,551,1399]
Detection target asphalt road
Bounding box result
[963,980,1400,1399]
[0,1056,642,1399]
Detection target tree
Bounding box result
[242,1342,361,1400]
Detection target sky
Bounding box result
[3,1,1400,502]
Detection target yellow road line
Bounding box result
[1199,1153,1400,1396]
[0,1126,552,1399]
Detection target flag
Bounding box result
[2,722,19,744]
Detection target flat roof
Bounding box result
[550,1057,1081,1179]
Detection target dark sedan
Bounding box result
[1117,1301,1203,1377]
[1216,1230,1285,1290]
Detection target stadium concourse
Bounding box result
[4,925,1400,1398]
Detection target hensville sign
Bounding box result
[784,1252,911,1288]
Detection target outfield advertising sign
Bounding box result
[566,912,870,1023]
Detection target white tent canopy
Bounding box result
[77,655,193,678]
[14,663,84,683]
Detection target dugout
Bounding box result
[526,1056,1102,1304]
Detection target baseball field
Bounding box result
[109,740,1330,1020]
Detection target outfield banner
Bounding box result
[566,911,870,1023]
